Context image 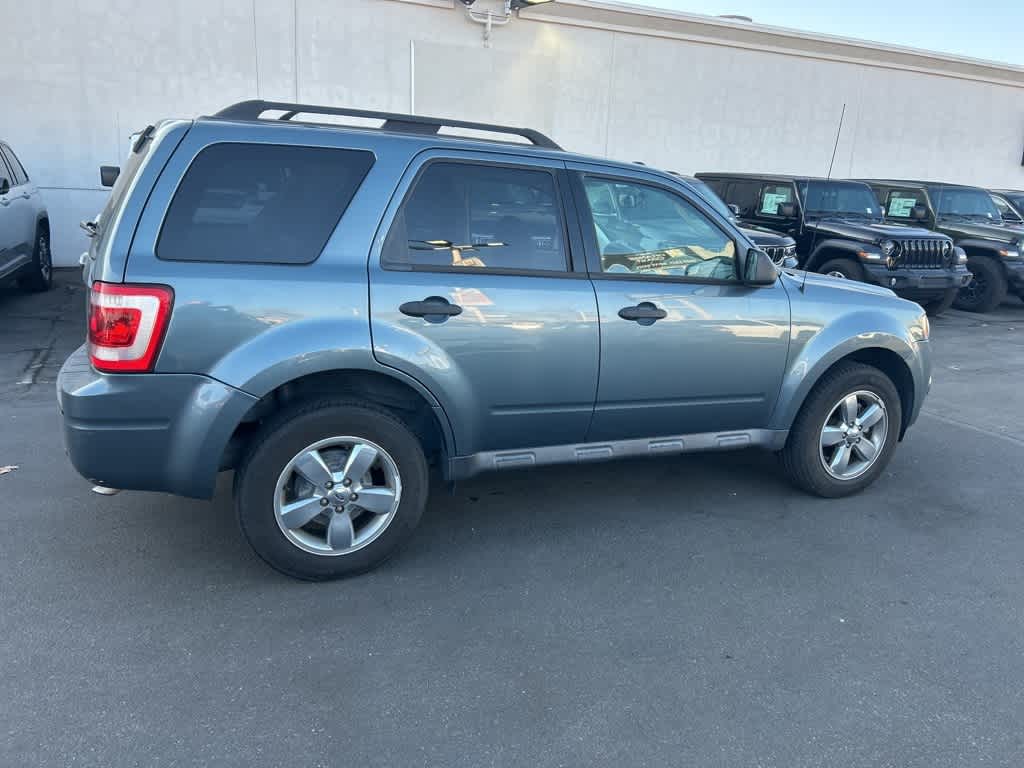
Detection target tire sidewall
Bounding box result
[818,258,864,282]
[955,256,1004,313]
[21,228,53,292]
[236,404,428,580]
[789,366,902,497]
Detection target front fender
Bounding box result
[806,239,872,271]
[958,239,1009,258]
[770,307,927,432]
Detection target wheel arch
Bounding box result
[220,368,456,476]
[805,240,866,272]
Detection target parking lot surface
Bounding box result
[2,272,1024,767]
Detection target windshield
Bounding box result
[687,178,735,221]
[927,185,1000,221]
[797,181,880,219]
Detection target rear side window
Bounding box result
[726,180,761,217]
[1,145,28,185]
[382,161,567,272]
[886,189,926,219]
[759,184,796,215]
[158,143,374,264]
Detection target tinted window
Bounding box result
[797,181,880,218]
[1,146,28,185]
[687,178,734,220]
[158,143,374,264]
[383,162,566,272]
[726,181,761,217]
[991,194,1022,221]
[926,185,1000,220]
[582,177,737,281]
[0,153,11,192]
[759,184,796,216]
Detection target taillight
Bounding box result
[88,281,174,373]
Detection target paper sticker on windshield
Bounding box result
[887,195,918,218]
[761,192,789,215]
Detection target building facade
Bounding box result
[6,0,1024,266]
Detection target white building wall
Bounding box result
[4,0,1024,266]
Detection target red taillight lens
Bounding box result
[88,282,174,373]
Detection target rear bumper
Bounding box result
[57,345,258,499]
[862,264,971,296]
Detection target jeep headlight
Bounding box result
[880,239,897,257]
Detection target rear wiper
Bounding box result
[80,220,98,238]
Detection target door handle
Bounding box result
[399,297,463,322]
[618,302,667,325]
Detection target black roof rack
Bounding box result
[213,100,562,150]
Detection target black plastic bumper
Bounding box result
[861,264,971,297]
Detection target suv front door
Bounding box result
[571,165,791,441]
[369,151,599,457]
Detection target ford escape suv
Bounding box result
[697,173,966,315]
[59,101,932,580]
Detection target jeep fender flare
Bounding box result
[957,239,1010,270]
[805,239,870,272]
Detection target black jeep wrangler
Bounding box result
[697,173,967,315]
[681,175,797,267]
[862,181,1024,313]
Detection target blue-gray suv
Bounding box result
[0,140,52,292]
[58,101,933,580]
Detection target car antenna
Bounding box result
[801,102,846,294]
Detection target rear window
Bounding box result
[157,143,374,264]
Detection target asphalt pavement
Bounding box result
[2,272,1024,767]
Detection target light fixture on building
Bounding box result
[460,0,554,47]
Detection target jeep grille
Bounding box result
[896,238,949,269]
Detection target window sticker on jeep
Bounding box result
[887,192,920,218]
[760,186,794,215]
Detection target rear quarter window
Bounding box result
[157,143,374,264]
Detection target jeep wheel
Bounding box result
[19,228,53,292]
[921,287,957,316]
[235,400,429,580]
[954,256,1006,313]
[780,362,901,498]
[818,258,865,282]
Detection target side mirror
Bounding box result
[777,202,797,218]
[743,249,778,286]
[911,204,928,221]
[0,178,9,196]
[728,203,741,216]
[100,166,120,187]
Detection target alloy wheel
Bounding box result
[818,390,888,480]
[273,436,402,556]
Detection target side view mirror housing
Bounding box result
[0,178,9,196]
[777,202,797,218]
[743,249,779,286]
[100,166,121,187]
[728,203,741,217]
[910,204,929,221]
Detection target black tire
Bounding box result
[921,286,957,316]
[818,258,865,282]
[19,227,53,292]
[780,361,902,498]
[954,256,1006,313]
[235,400,429,581]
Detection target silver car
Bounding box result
[0,140,51,292]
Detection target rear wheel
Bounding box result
[19,228,53,292]
[954,256,1006,313]
[781,362,902,498]
[235,400,429,580]
[921,287,957,316]
[818,258,865,282]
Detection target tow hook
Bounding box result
[91,485,121,496]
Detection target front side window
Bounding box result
[383,162,566,272]
[1,146,28,185]
[885,189,926,219]
[927,185,1001,221]
[759,184,796,216]
[990,194,1022,221]
[582,178,737,281]
[158,143,374,263]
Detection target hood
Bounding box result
[807,217,939,243]
[740,224,794,247]
[781,269,898,300]
[936,219,1023,245]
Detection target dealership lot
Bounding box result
[3,272,1024,767]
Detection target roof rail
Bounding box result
[212,100,563,150]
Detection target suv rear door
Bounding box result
[0,143,34,277]
[369,150,599,458]
[569,163,790,441]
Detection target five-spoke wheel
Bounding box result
[818,391,887,480]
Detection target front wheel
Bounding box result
[235,400,429,580]
[954,256,1006,313]
[818,258,865,282]
[19,228,53,292]
[781,362,902,498]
